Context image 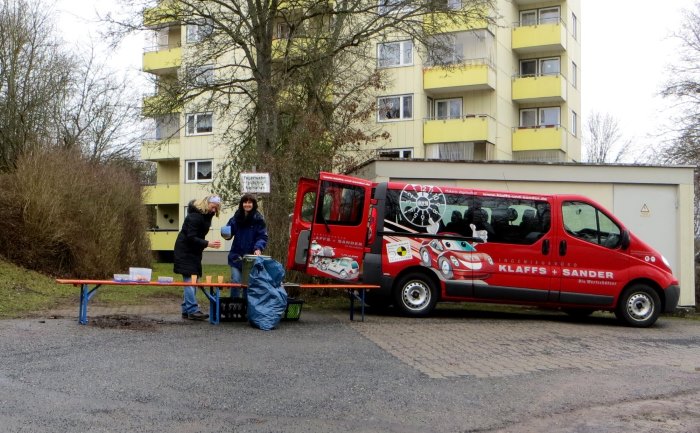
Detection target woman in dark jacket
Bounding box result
[174,195,221,320]
[223,194,268,297]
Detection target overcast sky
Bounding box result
[581,0,696,160]
[56,0,698,161]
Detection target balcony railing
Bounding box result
[147,229,178,251]
[424,59,496,93]
[143,44,182,73]
[512,17,567,53]
[512,124,566,152]
[141,139,180,161]
[143,183,180,205]
[512,73,566,103]
[424,114,495,144]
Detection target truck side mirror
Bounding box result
[621,229,630,250]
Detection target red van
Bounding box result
[287,172,680,327]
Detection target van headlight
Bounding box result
[661,255,671,268]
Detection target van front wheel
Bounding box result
[615,284,661,327]
[394,273,437,317]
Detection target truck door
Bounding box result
[305,172,373,281]
[287,178,318,272]
[554,199,629,306]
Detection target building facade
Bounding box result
[139,0,582,261]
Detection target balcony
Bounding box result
[143,183,180,205]
[425,16,489,34]
[142,93,182,117]
[143,0,180,28]
[512,125,565,152]
[424,115,495,144]
[424,61,496,94]
[512,19,567,53]
[141,139,180,161]
[147,230,178,251]
[143,45,182,74]
[271,36,332,62]
[512,74,566,103]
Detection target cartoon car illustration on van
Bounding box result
[321,257,359,280]
[309,240,335,264]
[419,237,494,280]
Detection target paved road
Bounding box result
[0,304,699,433]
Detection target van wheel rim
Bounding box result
[402,280,429,310]
[626,293,653,321]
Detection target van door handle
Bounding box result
[542,239,550,255]
[559,240,567,256]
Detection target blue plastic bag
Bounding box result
[246,256,287,330]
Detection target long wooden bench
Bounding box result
[55,279,380,325]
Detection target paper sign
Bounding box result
[240,172,270,193]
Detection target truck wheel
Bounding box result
[394,273,437,317]
[615,284,661,327]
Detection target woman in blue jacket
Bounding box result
[224,194,268,297]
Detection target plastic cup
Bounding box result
[191,275,198,284]
[205,275,212,283]
[217,276,224,284]
[220,225,232,239]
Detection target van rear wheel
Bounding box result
[394,273,437,317]
[615,284,661,327]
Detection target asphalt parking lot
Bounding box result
[0,304,699,433]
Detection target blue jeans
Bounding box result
[181,275,199,314]
[230,267,245,298]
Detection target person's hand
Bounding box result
[254,249,261,255]
[209,240,221,249]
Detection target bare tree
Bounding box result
[582,111,633,164]
[659,1,700,237]
[0,0,74,171]
[59,44,143,163]
[110,0,495,260]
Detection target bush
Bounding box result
[0,148,151,278]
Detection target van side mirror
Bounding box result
[620,229,630,250]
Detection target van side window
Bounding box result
[300,191,316,223]
[562,201,622,248]
[316,181,365,226]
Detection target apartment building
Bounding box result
[373,0,581,162]
[139,0,581,261]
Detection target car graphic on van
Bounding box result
[319,257,359,280]
[419,236,495,280]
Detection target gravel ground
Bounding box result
[0,307,698,433]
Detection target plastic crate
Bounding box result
[283,298,304,321]
[219,297,247,322]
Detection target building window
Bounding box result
[519,57,560,77]
[571,61,577,88]
[378,94,413,121]
[191,64,214,86]
[378,0,415,15]
[186,160,213,182]
[519,107,560,127]
[539,7,560,24]
[186,113,213,135]
[186,20,213,43]
[276,22,291,39]
[377,40,413,68]
[520,7,560,26]
[435,98,462,119]
[427,34,463,65]
[520,109,537,127]
[378,148,413,158]
[571,13,578,39]
[571,110,577,136]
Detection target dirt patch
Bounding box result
[89,314,164,331]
